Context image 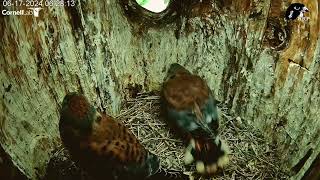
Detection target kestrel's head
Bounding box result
[60,92,97,134]
[166,63,190,80]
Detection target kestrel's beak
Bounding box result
[303,7,309,12]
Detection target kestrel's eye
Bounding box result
[96,113,102,123]
[187,112,195,118]
[294,6,301,10]
[96,116,102,123]
[169,74,176,79]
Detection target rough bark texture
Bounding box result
[0,0,319,179]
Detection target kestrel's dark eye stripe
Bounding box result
[96,116,102,123]
[169,74,176,79]
[187,112,195,117]
[102,145,108,151]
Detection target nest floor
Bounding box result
[117,94,289,180]
[46,93,290,180]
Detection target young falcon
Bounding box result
[161,63,229,175]
[59,92,160,180]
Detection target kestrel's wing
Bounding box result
[89,114,147,164]
[162,63,218,136]
[86,114,160,178]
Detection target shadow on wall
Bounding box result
[302,152,320,180]
[0,146,28,180]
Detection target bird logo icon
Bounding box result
[285,3,309,21]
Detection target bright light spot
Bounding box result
[136,0,170,13]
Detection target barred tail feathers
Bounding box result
[184,136,229,174]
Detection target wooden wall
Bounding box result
[0,0,319,179]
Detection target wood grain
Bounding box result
[0,0,319,179]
